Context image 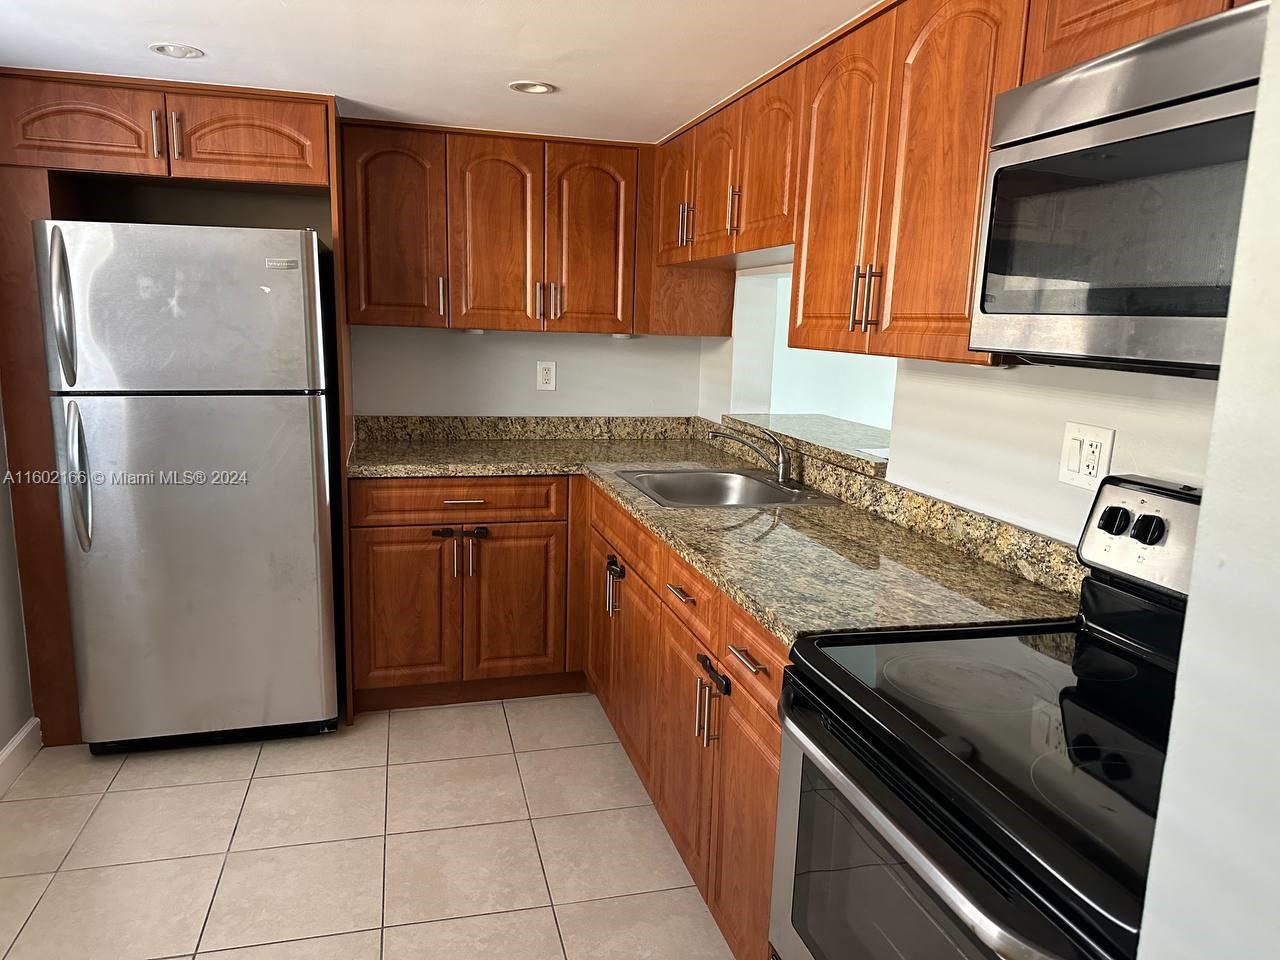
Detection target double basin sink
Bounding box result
[617,469,839,509]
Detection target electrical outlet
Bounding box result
[1059,421,1115,490]
[536,360,556,391]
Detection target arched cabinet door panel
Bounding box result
[447,134,545,331]
[736,65,803,252]
[869,0,1023,363]
[788,12,896,354]
[690,101,740,260]
[545,141,637,334]
[342,124,448,327]
[166,92,328,185]
[0,77,168,175]
[655,132,694,266]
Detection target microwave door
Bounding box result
[968,84,1255,372]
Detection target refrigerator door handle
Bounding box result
[50,224,78,387]
[65,400,93,553]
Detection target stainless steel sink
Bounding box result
[617,469,839,508]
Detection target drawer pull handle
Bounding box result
[666,583,696,605]
[442,499,486,505]
[728,645,766,675]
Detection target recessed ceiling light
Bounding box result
[149,42,205,60]
[508,80,557,95]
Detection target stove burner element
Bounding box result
[1030,744,1165,825]
[882,654,1049,715]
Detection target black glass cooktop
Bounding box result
[795,620,1176,901]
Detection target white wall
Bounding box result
[0,390,33,747]
[1138,6,1280,955]
[886,361,1217,542]
[350,326,708,415]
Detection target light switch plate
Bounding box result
[536,360,556,391]
[1059,421,1115,490]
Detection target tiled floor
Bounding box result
[0,693,733,959]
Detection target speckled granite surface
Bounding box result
[356,416,701,444]
[349,435,1079,645]
[720,414,890,478]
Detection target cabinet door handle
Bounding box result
[666,583,695,605]
[438,276,446,317]
[443,498,485,506]
[694,677,707,737]
[731,186,742,233]
[862,264,884,333]
[150,110,161,160]
[452,537,459,578]
[604,563,614,615]
[468,537,476,577]
[701,683,719,748]
[535,281,544,325]
[728,644,766,675]
[685,205,695,245]
[725,182,734,233]
[848,264,866,332]
[677,201,687,247]
[169,111,182,160]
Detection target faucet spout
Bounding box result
[708,428,792,485]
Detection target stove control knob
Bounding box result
[1097,505,1132,536]
[1130,514,1167,546]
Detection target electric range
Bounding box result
[770,475,1198,960]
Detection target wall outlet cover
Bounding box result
[1059,421,1115,490]
[536,360,556,391]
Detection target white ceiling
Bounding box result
[0,0,877,142]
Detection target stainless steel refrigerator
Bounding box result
[33,221,337,750]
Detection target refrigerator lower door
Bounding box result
[34,222,324,393]
[51,394,336,744]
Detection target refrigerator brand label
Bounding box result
[265,258,300,270]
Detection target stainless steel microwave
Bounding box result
[969,2,1268,376]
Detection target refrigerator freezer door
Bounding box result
[51,394,336,743]
[34,222,324,393]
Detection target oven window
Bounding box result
[981,113,1253,318]
[790,758,995,960]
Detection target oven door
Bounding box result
[770,690,1080,960]
[968,85,1255,373]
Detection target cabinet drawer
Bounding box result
[660,550,720,650]
[590,485,662,586]
[719,600,789,713]
[351,477,568,526]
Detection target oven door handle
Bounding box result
[779,701,1068,960]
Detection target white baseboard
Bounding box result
[0,717,41,796]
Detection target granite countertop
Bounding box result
[723,413,890,477]
[349,437,1078,645]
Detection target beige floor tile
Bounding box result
[0,874,52,955]
[7,854,222,960]
[555,887,732,960]
[254,712,388,778]
[504,694,617,752]
[533,806,692,904]
[517,743,650,818]
[383,908,564,960]
[193,929,381,958]
[0,794,98,877]
[2,746,123,800]
[389,702,512,764]
[63,780,248,869]
[384,820,549,925]
[387,754,527,834]
[200,837,383,952]
[231,767,385,851]
[111,742,261,791]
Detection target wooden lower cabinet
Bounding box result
[350,525,463,688]
[610,560,661,785]
[463,521,566,680]
[653,608,716,893]
[585,531,615,706]
[707,676,782,960]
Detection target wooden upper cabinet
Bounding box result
[350,526,462,689]
[789,12,896,353]
[341,125,448,327]
[867,0,1024,364]
[690,101,741,260]
[0,77,168,175]
[655,131,694,265]
[1024,0,1227,82]
[447,134,545,331]
[735,67,803,252]
[166,92,328,185]
[545,142,637,334]
[462,521,566,680]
